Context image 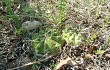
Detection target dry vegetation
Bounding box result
[0,0,110,70]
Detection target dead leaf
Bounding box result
[55,57,72,70]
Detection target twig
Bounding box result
[8,61,39,70]
[8,55,53,70]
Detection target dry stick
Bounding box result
[8,61,39,70]
[8,55,53,70]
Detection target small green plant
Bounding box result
[86,32,100,43]
[44,0,67,25]
[31,28,63,55]
[55,0,67,24]
[22,5,36,16]
[50,63,57,69]
[28,0,70,56]
[62,27,83,46]
[95,50,105,54]
[1,0,24,35]
[106,36,110,45]
[2,0,14,15]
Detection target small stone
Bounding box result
[22,20,42,31]
[84,54,93,59]
[105,54,110,58]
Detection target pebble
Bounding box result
[22,20,42,31]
